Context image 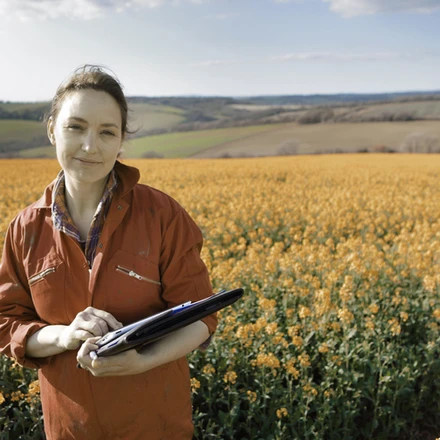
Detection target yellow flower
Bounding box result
[190,378,201,391]
[265,322,278,335]
[291,336,303,347]
[223,371,237,384]
[433,309,440,320]
[247,390,257,403]
[285,359,300,379]
[286,308,295,319]
[253,317,268,332]
[28,380,40,396]
[369,303,379,314]
[400,312,409,322]
[365,317,375,331]
[324,389,334,398]
[259,297,277,311]
[10,391,24,402]
[287,325,301,337]
[298,353,311,368]
[298,306,311,319]
[318,343,329,353]
[0,392,5,405]
[330,322,342,332]
[272,334,289,347]
[256,353,280,369]
[423,276,436,292]
[331,355,342,366]
[303,383,318,397]
[338,308,354,324]
[276,407,288,419]
[202,364,216,375]
[388,318,401,336]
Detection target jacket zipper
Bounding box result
[116,265,161,285]
[28,267,56,286]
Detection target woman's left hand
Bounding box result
[76,337,146,377]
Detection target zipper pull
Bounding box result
[129,270,141,280]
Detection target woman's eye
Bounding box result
[102,131,115,136]
[67,125,82,130]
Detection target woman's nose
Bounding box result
[81,131,98,153]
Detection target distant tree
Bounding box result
[277,140,299,156]
[297,108,334,124]
[399,132,440,153]
[370,145,395,153]
[141,150,164,158]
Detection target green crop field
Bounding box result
[0,120,47,143]
[122,124,284,158]
[128,103,185,135]
[19,145,55,158]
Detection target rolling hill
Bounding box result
[2,92,440,158]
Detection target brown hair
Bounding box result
[46,64,132,138]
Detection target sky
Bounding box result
[1,0,440,101]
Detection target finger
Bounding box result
[89,363,124,377]
[78,320,107,337]
[86,336,102,344]
[93,319,109,336]
[77,316,110,337]
[85,308,123,330]
[77,340,99,358]
[74,329,96,342]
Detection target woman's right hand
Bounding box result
[59,307,123,350]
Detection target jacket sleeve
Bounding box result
[159,208,217,344]
[0,221,51,369]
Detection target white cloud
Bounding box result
[190,60,234,67]
[0,0,210,21]
[323,0,440,17]
[273,51,407,61]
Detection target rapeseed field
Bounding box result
[1,155,440,439]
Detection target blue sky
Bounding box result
[1,0,439,101]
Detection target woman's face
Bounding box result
[48,89,123,186]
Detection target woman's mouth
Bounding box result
[74,158,101,164]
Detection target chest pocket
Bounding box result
[106,250,163,324]
[28,253,67,324]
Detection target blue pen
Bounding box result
[170,301,192,315]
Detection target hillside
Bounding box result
[2,91,440,157]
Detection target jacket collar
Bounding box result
[33,160,140,209]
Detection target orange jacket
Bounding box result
[0,161,217,440]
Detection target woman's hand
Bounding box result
[59,307,123,350]
[76,337,145,377]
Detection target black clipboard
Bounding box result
[93,288,244,357]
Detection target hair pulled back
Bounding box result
[47,65,131,137]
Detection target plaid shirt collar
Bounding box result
[51,169,118,268]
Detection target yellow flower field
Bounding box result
[1,155,440,440]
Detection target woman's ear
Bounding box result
[47,117,56,146]
[117,145,125,159]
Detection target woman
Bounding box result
[0,65,217,440]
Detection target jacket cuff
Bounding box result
[11,322,52,369]
[198,314,217,351]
